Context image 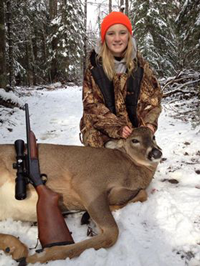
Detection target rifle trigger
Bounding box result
[40,173,48,184]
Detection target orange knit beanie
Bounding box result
[101,12,132,42]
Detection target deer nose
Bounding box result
[148,148,162,161]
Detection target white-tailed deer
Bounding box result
[0,127,162,264]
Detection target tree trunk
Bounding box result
[109,0,112,13]
[42,24,48,82]
[120,0,124,12]
[31,2,39,85]
[49,0,58,82]
[23,0,34,86]
[49,0,57,19]
[6,0,14,89]
[0,0,7,88]
[29,30,37,85]
[61,0,66,23]
[25,42,31,87]
[125,0,129,16]
[83,0,87,75]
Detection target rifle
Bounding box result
[13,103,74,248]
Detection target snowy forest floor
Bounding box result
[0,84,200,266]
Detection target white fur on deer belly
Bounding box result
[0,181,37,221]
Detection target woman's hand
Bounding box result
[121,126,132,138]
[121,124,154,139]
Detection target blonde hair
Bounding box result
[97,32,136,80]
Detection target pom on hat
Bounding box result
[101,12,132,42]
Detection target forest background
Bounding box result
[0,0,199,87]
[0,0,199,125]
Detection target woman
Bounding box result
[80,11,162,147]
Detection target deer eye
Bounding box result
[153,136,156,141]
[132,139,139,144]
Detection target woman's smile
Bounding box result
[105,24,129,57]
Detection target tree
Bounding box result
[6,0,14,88]
[129,0,200,77]
[83,0,87,74]
[50,0,85,83]
[0,0,7,88]
[1,0,85,85]
[109,0,112,13]
[120,0,125,12]
[129,0,178,77]
[176,0,200,71]
[49,0,58,81]
[4,0,49,86]
[125,0,129,15]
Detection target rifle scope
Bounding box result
[13,139,27,200]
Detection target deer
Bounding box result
[0,126,162,265]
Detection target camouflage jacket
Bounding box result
[80,50,162,147]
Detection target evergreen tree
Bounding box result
[129,0,178,77]
[27,0,50,84]
[129,0,200,77]
[4,0,49,86]
[47,0,85,83]
[176,0,200,71]
[2,0,85,85]
[9,0,30,85]
[2,0,198,84]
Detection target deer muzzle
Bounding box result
[148,147,162,162]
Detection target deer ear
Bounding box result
[105,139,124,150]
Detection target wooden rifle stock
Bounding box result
[25,104,74,248]
[36,185,74,248]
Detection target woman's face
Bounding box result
[105,24,129,57]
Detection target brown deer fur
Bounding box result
[0,127,162,264]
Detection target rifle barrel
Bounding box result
[25,103,31,168]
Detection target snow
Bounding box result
[0,89,24,107]
[51,16,62,26]
[195,12,200,26]
[0,86,200,266]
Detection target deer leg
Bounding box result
[81,189,148,216]
[110,189,147,211]
[0,233,28,261]
[26,192,119,264]
[130,189,147,203]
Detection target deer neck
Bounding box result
[119,147,158,174]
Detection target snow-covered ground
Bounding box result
[0,86,200,266]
